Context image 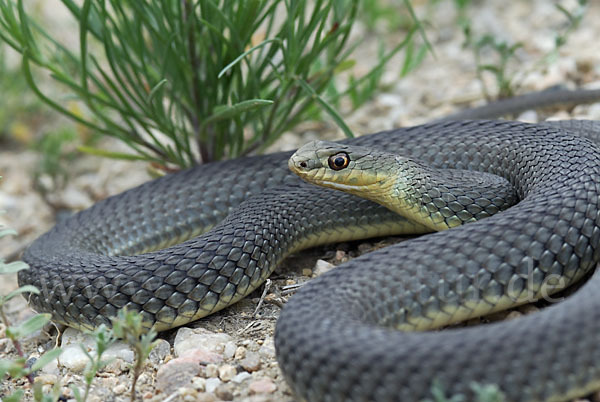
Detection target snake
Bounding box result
[18,88,600,401]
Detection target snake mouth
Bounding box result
[312,179,373,192]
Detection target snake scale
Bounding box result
[19,90,600,401]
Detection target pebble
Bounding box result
[301,268,313,277]
[218,364,237,382]
[205,377,222,393]
[516,110,538,123]
[196,393,217,402]
[234,346,247,360]
[215,384,235,401]
[249,378,277,394]
[313,259,335,276]
[34,373,58,385]
[187,348,223,365]
[113,383,127,395]
[223,341,237,360]
[58,328,134,373]
[205,363,219,378]
[505,311,522,320]
[231,372,252,384]
[258,338,276,359]
[148,339,171,364]
[40,353,60,375]
[173,327,233,357]
[240,352,261,372]
[103,358,129,375]
[335,250,347,262]
[155,359,200,394]
[192,377,206,392]
[179,387,198,401]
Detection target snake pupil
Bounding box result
[328,152,349,171]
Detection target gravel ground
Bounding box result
[2,1,600,401]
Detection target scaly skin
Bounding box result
[20,119,600,401]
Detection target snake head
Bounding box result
[288,140,398,196]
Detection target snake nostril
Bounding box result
[299,161,308,169]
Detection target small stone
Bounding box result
[301,268,313,276]
[155,359,200,394]
[113,384,127,395]
[234,346,247,360]
[519,304,540,315]
[174,328,233,357]
[313,259,335,276]
[196,393,217,402]
[148,339,171,364]
[249,378,277,394]
[192,377,206,392]
[179,386,198,400]
[205,363,219,378]
[258,338,276,359]
[505,311,522,320]
[240,352,261,372]
[218,364,237,382]
[143,391,153,399]
[223,341,237,360]
[34,374,58,385]
[61,386,74,399]
[101,377,118,389]
[215,384,235,401]
[102,342,135,364]
[59,328,134,373]
[103,358,128,374]
[357,243,373,253]
[231,372,252,384]
[335,250,347,262]
[137,373,150,386]
[186,348,223,365]
[205,377,221,393]
[40,354,60,375]
[516,110,538,123]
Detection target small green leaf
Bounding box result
[2,389,25,402]
[30,348,62,372]
[78,146,150,161]
[204,99,274,126]
[147,79,168,104]
[4,285,40,302]
[0,228,17,237]
[7,313,51,338]
[71,385,83,402]
[0,358,13,379]
[218,38,281,78]
[0,261,29,275]
[333,59,355,73]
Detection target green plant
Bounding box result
[0,206,62,402]
[32,124,100,192]
[0,44,44,144]
[0,0,421,168]
[111,309,158,402]
[359,0,413,32]
[457,0,588,99]
[71,325,115,402]
[423,380,505,402]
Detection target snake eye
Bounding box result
[328,152,350,171]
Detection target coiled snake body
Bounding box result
[21,118,600,401]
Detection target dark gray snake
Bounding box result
[20,90,600,401]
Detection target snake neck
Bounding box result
[386,157,518,231]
